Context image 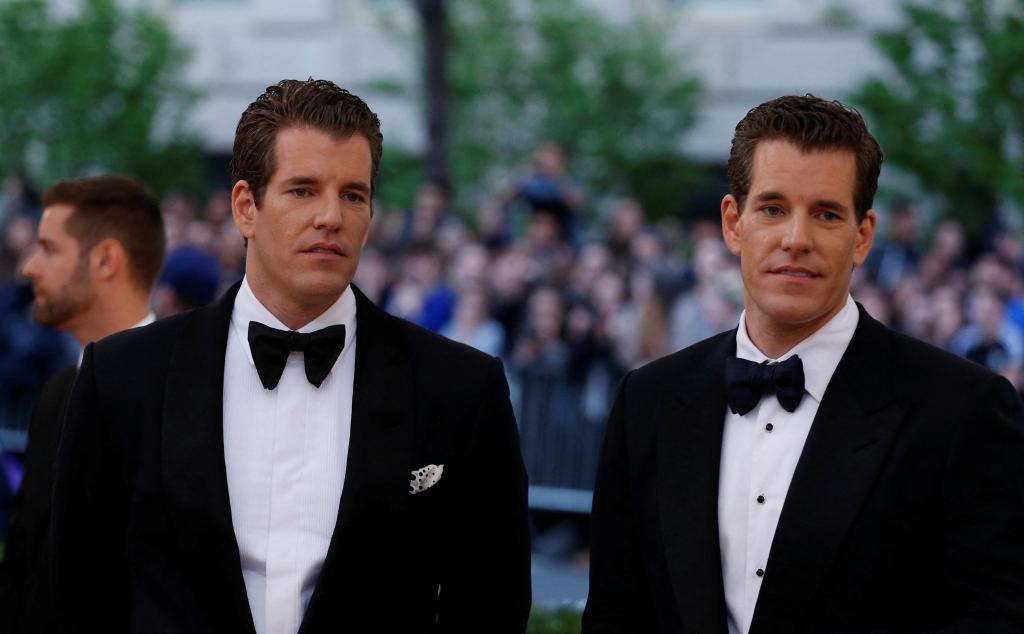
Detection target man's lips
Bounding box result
[301,242,344,256]
[769,265,820,279]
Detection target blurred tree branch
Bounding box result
[0,0,202,194]
[379,0,703,218]
[850,0,1024,235]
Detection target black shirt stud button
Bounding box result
[756,495,765,504]
[756,568,765,578]
[765,423,774,432]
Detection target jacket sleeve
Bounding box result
[50,343,131,633]
[929,373,1024,633]
[436,356,531,633]
[582,370,657,634]
[0,368,72,633]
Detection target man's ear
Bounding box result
[231,180,258,241]
[853,209,877,267]
[721,194,743,257]
[90,238,125,283]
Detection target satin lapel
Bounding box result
[657,331,734,634]
[299,285,414,633]
[161,281,256,634]
[750,308,906,634]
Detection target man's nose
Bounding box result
[781,212,812,253]
[20,248,40,280]
[313,197,343,231]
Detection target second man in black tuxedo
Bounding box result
[583,95,1024,633]
[50,79,531,633]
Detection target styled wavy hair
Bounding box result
[231,78,383,208]
[727,94,883,221]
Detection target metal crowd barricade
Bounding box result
[0,394,32,454]
[511,362,617,513]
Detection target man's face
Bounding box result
[721,139,875,334]
[233,127,373,311]
[20,204,97,329]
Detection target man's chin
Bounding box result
[294,273,354,301]
[759,299,842,329]
[32,306,67,329]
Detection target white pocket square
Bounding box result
[410,464,443,494]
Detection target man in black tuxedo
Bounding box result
[0,175,164,634]
[583,95,1024,633]
[49,79,531,633]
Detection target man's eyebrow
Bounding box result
[279,177,370,193]
[815,199,850,213]
[280,176,319,187]
[342,181,371,194]
[752,190,786,203]
[751,191,851,213]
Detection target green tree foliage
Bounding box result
[0,0,201,194]
[526,605,582,633]
[851,0,1024,233]
[377,0,702,217]
[451,0,702,217]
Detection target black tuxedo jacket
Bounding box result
[583,306,1024,633]
[0,364,76,634]
[49,283,531,633]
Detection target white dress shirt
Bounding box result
[223,278,356,634]
[719,296,858,634]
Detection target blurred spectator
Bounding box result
[671,237,743,350]
[1,216,37,282]
[385,243,455,332]
[402,182,453,247]
[507,141,585,244]
[203,188,232,231]
[606,198,645,267]
[0,176,41,225]
[153,246,221,317]
[441,287,506,357]
[928,218,968,271]
[950,285,1024,378]
[851,283,890,325]
[353,247,391,305]
[866,198,920,292]
[512,286,568,374]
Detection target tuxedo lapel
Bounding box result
[657,331,734,634]
[299,285,416,633]
[750,307,907,633]
[161,281,256,634]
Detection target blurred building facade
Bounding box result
[133,0,902,163]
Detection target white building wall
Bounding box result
[144,0,905,162]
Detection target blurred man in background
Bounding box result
[0,174,164,633]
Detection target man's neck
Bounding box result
[743,301,847,360]
[246,281,342,331]
[70,300,151,347]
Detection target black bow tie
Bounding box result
[247,321,347,390]
[724,354,805,416]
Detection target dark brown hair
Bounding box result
[43,175,166,292]
[231,78,383,207]
[727,94,883,221]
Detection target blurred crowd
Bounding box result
[4,143,1024,507]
